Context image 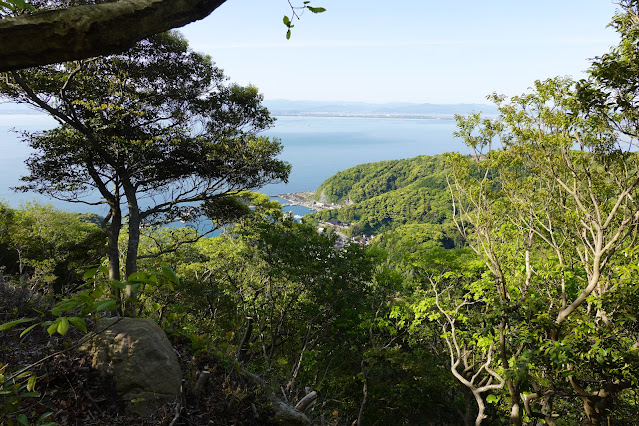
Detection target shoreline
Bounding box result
[275,191,341,212]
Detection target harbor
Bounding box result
[275,191,343,212]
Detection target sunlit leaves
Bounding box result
[448,65,639,420]
[283,1,326,39]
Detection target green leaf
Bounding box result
[83,267,98,280]
[307,6,326,13]
[27,374,36,392]
[19,323,38,338]
[127,272,152,283]
[16,371,33,379]
[18,414,28,426]
[0,317,35,331]
[55,300,81,312]
[47,321,58,336]
[109,280,126,290]
[486,394,500,404]
[93,299,118,312]
[57,317,69,336]
[10,0,34,11]
[36,412,54,425]
[161,265,179,285]
[286,29,291,40]
[283,15,291,27]
[68,317,87,333]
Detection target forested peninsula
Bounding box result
[309,155,460,248]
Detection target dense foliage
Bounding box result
[312,155,458,241]
[445,77,639,425]
[0,202,105,295]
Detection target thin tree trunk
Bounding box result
[356,360,368,426]
[124,181,140,278]
[105,208,122,282]
[123,181,141,315]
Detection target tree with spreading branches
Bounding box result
[0,31,290,291]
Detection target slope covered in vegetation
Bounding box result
[311,155,461,248]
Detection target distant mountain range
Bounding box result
[263,100,498,118]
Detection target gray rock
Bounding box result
[80,317,182,416]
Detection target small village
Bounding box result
[278,192,376,248]
[276,191,339,211]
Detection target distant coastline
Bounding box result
[272,112,455,120]
[263,99,499,119]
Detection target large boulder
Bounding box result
[80,317,182,416]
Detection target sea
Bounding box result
[0,112,467,219]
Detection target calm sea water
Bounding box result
[0,113,463,216]
[261,116,464,195]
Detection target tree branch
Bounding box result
[0,0,227,71]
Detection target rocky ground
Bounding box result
[0,282,274,426]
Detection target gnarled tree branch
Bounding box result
[0,0,227,71]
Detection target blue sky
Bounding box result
[183,0,619,104]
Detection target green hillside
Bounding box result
[311,155,457,243]
[313,155,447,204]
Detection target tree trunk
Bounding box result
[125,205,140,279]
[472,390,488,426]
[505,378,522,426]
[509,396,522,426]
[104,207,122,282]
[463,387,477,426]
[123,181,141,315]
[569,377,625,426]
[356,359,368,426]
[237,317,253,362]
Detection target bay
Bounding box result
[260,116,463,196]
[0,113,464,216]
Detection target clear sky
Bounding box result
[181,0,619,104]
